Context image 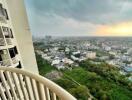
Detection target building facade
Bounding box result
[0,0,38,73]
[86,51,96,59]
[0,1,76,99]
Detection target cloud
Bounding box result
[26,13,97,37]
[96,22,132,36]
[25,0,132,36]
[26,0,132,23]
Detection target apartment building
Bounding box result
[0,0,22,69]
[0,0,38,73]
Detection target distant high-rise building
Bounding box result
[45,35,52,39]
[45,35,52,42]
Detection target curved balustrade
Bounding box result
[0,67,76,100]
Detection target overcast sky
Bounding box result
[25,0,132,37]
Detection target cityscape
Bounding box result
[35,36,132,74]
[27,0,132,99]
[0,0,131,100]
[34,36,132,99]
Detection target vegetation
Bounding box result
[35,53,56,76]
[79,60,132,90]
[93,50,109,57]
[55,78,90,100]
[36,54,132,100]
[55,66,132,100]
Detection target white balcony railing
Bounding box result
[0,38,5,46]
[0,59,11,66]
[0,67,76,100]
[6,38,12,45]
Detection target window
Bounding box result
[17,61,22,68]
[2,27,14,38]
[2,27,9,37]
[9,48,15,58]
[0,55,2,61]
[3,9,9,20]
[14,46,18,54]
[0,27,3,38]
[0,4,4,16]
[9,29,13,38]
[0,3,9,21]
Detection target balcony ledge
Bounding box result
[0,67,76,100]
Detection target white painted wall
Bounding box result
[6,0,38,73]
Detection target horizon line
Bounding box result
[33,35,132,38]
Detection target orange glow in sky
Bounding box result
[96,22,132,36]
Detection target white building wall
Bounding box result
[6,0,38,73]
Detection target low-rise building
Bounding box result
[86,51,96,59]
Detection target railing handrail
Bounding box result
[0,67,76,100]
